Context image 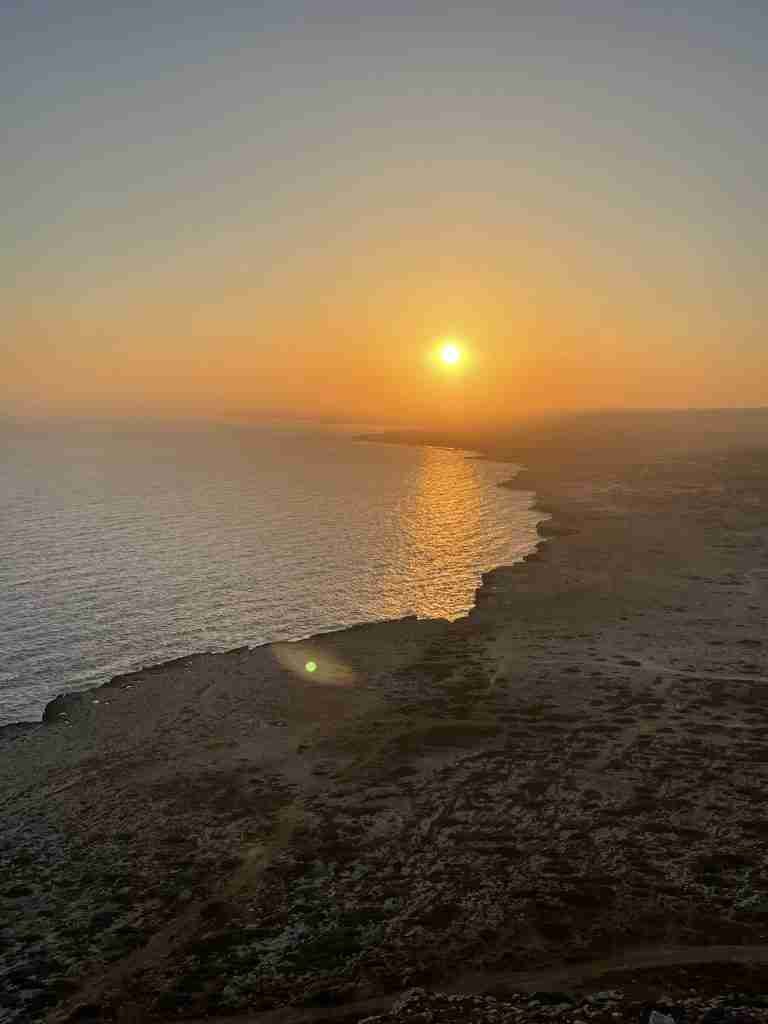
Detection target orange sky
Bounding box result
[4,4,767,428]
[6,233,764,429]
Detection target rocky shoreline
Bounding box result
[1,424,768,1023]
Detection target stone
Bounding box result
[590,989,622,1004]
[639,1005,686,1024]
[649,1013,677,1024]
[701,1014,760,1024]
[722,993,768,1008]
[43,693,87,724]
[391,988,428,1012]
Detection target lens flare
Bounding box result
[272,643,356,686]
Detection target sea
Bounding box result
[0,422,542,726]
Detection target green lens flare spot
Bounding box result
[305,660,317,673]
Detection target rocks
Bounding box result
[700,1012,760,1024]
[640,1006,686,1024]
[589,990,623,1006]
[349,987,768,1023]
[42,692,87,723]
[351,988,768,1023]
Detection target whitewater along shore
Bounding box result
[2,423,768,1023]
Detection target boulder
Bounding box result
[640,1005,686,1024]
[42,692,87,724]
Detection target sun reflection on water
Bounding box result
[397,447,502,621]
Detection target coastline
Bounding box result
[2,428,768,1023]
[0,447,544,736]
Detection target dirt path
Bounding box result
[448,942,768,994]
[154,945,768,1024]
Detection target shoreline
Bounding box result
[2,428,768,1022]
[0,449,547,736]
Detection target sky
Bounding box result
[3,1,767,428]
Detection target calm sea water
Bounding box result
[0,423,541,725]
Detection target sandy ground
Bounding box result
[1,429,768,1023]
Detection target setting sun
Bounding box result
[439,342,462,365]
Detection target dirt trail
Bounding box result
[447,942,768,993]
[156,946,768,1024]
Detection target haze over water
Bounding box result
[0,424,541,726]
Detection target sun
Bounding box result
[430,337,468,371]
[439,342,461,365]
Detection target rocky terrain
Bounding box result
[359,983,768,1023]
[1,434,767,1023]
